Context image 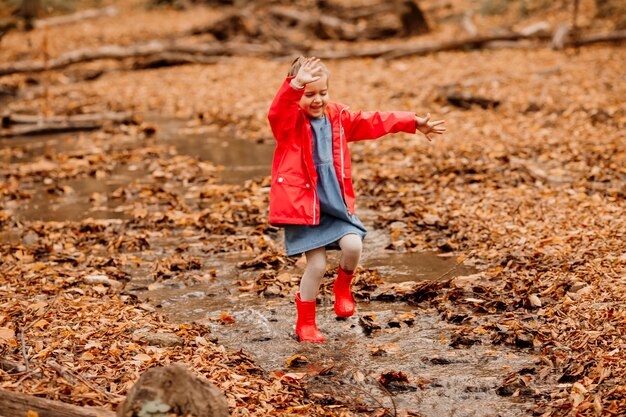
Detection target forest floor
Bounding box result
[0,0,625,416]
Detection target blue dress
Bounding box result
[284,115,367,257]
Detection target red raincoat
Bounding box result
[268,76,417,226]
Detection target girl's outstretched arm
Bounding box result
[415,113,446,141]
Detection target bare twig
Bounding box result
[14,370,40,386]
[325,376,395,416]
[48,360,121,400]
[436,257,467,281]
[19,331,29,372]
[374,376,398,417]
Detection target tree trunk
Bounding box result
[0,388,115,417]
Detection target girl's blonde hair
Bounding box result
[287,56,330,78]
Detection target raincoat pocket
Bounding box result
[269,173,315,225]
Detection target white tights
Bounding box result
[299,234,363,301]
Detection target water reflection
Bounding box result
[10,165,142,222]
[156,120,274,184]
[366,252,475,282]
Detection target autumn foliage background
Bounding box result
[0,0,625,416]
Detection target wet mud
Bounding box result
[128,242,536,416]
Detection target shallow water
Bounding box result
[135,247,535,417]
[156,118,275,184]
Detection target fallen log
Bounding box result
[0,41,277,77]
[313,29,626,59]
[569,29,626,46]
[1,29,624,78]
[0,112,137,138]
[0,121,102,137]
[2,111,136,126]
[34,6,120,28]
[132,52,223,69]
[0,388,115,417]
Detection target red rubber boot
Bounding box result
[333,266,355,318]
[295,293,325,343]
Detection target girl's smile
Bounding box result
[299,76,329,118]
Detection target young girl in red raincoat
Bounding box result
[268,57,445,342]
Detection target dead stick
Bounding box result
[14,370,39,386]
[19,331,29,372]
[374,377,398,417]
[436,257,467,281]
[330,377,394,415]
[48,360,121,400]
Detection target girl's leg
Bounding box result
[334,234,362,317]
[300,246,327,301]
[338,233,363,273]
[296,246,327,342]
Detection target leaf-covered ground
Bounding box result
[1,0,625,416]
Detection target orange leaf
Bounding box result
[0,327,14,341]
[217,311,235,324]
[32,319,49,329]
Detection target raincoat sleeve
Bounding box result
[344,110,416,142]
[267,76,305,144]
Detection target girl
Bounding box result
[268,57,445,343]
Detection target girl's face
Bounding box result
[299,75,329,118]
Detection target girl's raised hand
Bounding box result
[415,113,446,141]
[295,57,324,86]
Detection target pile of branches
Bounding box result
[186,0,430,43]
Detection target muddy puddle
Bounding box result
[2,119,538,416]
[156,118,275,184]
[129,237,535,416]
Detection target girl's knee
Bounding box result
[339,235,362,272]
[340,234,362,257]
[305,249,327,278]
[305,261,327,279]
